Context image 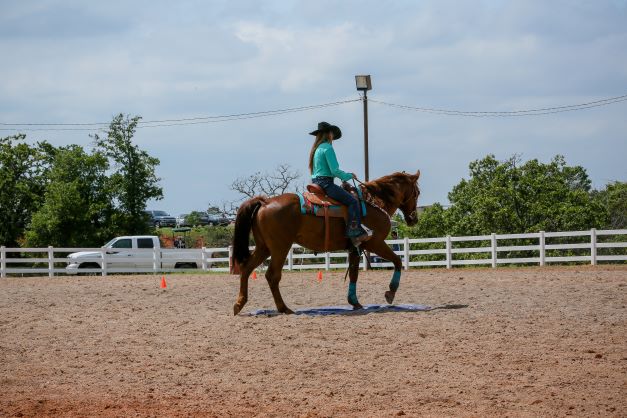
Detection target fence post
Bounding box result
[362,252,368,271]
[403,237,410,270]
[288,247,294,271]
[325,252,330,271]
[228,245,237,274]
[491,233,497,268]
[445,235,452,269]
[590,228,597,266]
[1,245,6,278]
[228,245,233,270]
[539,231,545,266]
[47,246,54,278]
[201,247,207,271]
[100,247,107,277]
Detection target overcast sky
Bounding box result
[1,0,626,215]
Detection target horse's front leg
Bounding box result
[347,247,363,310]
[386,270,401,304]
[362,239,403,304]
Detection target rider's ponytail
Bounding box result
[308,132,329,173]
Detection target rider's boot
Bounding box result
[348,222,373,247]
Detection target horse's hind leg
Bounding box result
[233,245,269,315]
[265,246,293,314]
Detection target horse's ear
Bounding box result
[414,169,421,179]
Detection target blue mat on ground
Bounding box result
[248,303,433,317]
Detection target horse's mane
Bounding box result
[363,172,414,210]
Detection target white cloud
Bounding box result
[233,21,362,91]
[0,0,625,214]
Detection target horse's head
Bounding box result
[363,170,421,225]
[398,170,421,226]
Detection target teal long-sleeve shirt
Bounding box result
[311,142,353,182]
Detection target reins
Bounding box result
[352,178,391,220]
[352,178,367,187]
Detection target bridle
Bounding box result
[400,180,420,222]
[354,176,420,221]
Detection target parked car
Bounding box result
[176,214,189,227]
[65,235,198,273]
[207,213,231,226]
[145,210,176,228]
[176,212,212,227]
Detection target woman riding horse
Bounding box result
[308,121,371,246]
[231,125,421,315]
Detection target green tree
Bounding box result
[206,206,221,215]
[24,145,114,247]
[444,154,605,235]
[401,154,610,239]
[592,181,627,229]
[94,114,162,234]
[185,211,206,226]
[0,134,53,246]
[398,203,449,238]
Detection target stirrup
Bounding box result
[361,225,373,237]
[350,231,371,247]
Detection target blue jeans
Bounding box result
[312,176,361,236]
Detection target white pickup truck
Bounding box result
[66,235,199,274]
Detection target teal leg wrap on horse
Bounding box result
[390,270,401,292]
[348,282,359,305]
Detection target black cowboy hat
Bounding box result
[309,121,342,140]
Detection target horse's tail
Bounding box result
[232,196,267,265]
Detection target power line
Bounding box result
[0,99,360,131]
[2,93,626,131]
[369,93,627,117]
[140,99,359,125]
[138,100,360,128]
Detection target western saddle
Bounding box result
[303,183,369,251]
[305,184,344,206]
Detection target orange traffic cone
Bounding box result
[317,271,323,282]
[251,271,257,280]
[160,276,167,289]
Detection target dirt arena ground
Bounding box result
[1,266,625,417]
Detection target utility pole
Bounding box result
[363,89,369,181]
[355,75,372,181]
[355,75,373,270]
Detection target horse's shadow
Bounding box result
[246,303,468,317]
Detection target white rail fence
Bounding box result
[1,228,625,277]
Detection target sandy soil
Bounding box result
[0,266,626,417]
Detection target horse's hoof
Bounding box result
[385,290,396,304]
[233,304,242,316]
[280,307,295,315]
[351,303,364,310]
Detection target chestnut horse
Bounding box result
[232,170,421,315]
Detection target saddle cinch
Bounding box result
[300,184,367,251]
